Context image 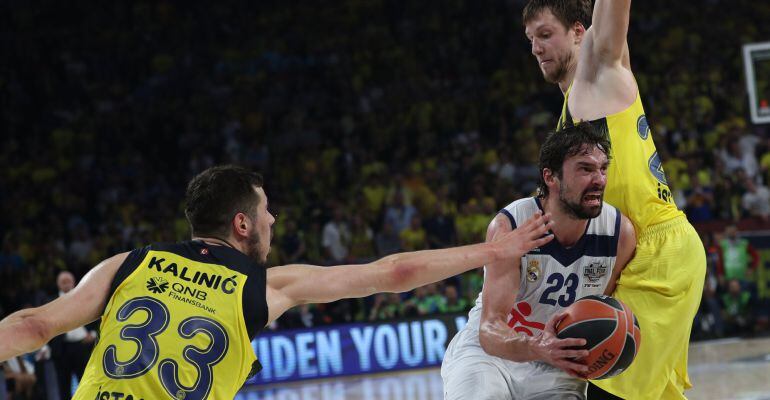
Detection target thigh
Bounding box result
[442,329,515,400]
[442,359,513,400]
[519,362,586,400]
[596,226,705,399]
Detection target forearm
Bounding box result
[0,309,51,362]
[375,242,499,293]
[478,318,538,362]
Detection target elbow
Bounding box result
[478,319,533,362]
[21,313,52,347]
[380,255,421,293]
[477,321,502,358]
[478,327,494,355]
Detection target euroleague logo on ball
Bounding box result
[586,348,617,376]
[556,295,641,380]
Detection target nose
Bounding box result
[593,170,608,187]
[531,38,543,56]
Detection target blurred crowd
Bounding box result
[1,1,770,394]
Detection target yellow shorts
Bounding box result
[592,216,706,400]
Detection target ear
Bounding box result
[543,168,559,188]
[232,212,250,238]
[572,22,586,44]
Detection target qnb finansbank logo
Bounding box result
[146,277,169,294]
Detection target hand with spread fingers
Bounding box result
[532,310,590,378]
[492,211,554,260]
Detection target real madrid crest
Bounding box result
[526,259,541,282]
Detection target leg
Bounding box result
[593,221,705,400]
[520,361,586,400]
[441,329,515,400]
[442,359,513,400]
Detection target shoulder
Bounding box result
[498,197,540,229]
[500,197,538,214]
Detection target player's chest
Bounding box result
[518,254,612,306]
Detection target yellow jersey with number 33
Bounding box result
[74,241,267,400]
[557,87,684,231]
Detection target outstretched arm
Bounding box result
[0,253,126,362]
[590,0,631,64]
[478,214,588,376]
[266,212,554,324]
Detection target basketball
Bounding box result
[556,295,641,380]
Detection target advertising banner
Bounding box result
[244,313,469,386]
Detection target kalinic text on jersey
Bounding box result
[75,241,267,400]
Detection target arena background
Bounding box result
[2,0,770,399]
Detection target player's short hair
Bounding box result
[538,122,611,197]
[185,165,264,237]
[522,0,592,31]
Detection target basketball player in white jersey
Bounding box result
[441,123,637,399]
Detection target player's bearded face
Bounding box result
[246,226,265,265]
[248,187,275,266]
[246,217,274,266]
[246,214,273,266]
[558,178,603,219]
[525,10,578,84]
[542,50,572,83]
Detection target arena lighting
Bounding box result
[743,41,770,124]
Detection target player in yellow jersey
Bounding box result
[522,1,706,399]
[0,165,555,400]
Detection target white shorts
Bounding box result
[441,327,586,400]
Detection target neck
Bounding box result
[193,236,246,254]
[541,195,589,247]
[558,55,579,94]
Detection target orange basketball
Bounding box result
[555,295,641,380]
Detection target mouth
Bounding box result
[539,59,552,67]
[582,192,603,207]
